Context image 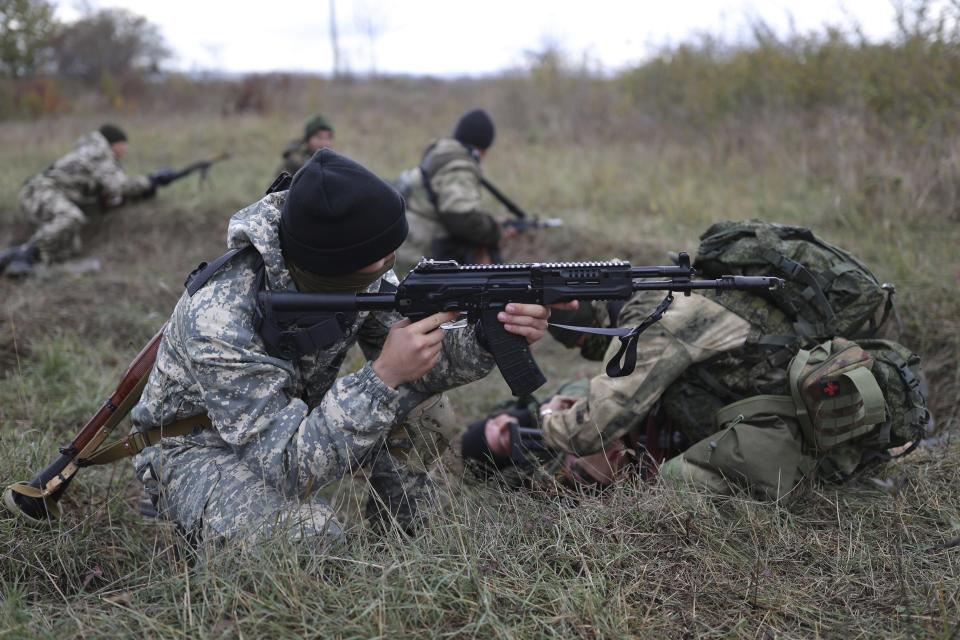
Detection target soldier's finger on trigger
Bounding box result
[411,312,457,334]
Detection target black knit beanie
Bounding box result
[453,109,495,150]
[99,124,128,144]
[280,149,408,275]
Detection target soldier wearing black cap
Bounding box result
[129,149,559,542]
[395,108,517,267]
[2,124,156,276]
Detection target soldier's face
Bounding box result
[111,142,129,160]
[357,251,396,273]
[307,130,334,152]
[484,413,515,457]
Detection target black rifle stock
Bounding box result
[259,252,784,396]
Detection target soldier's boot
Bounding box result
[3,244,39,278]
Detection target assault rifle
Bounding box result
[149,152,231,188]
[259,252,784,397]
[480,176,565,235]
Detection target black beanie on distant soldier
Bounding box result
[99,124,127,144]
[280,149,408,275]
[453,109,495,150]
[303,115,334,141]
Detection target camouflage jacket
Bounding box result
[25,131,152,209]
[541,291,753,455]
[131,191,495,497]
[280,140,311,176]
[402,138,501,248]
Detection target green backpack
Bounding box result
[695,220,896,339]
[667,336,928,489]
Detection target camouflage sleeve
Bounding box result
[182,287,408,495]
[90,153,152,205]
[431,164,501,246]
[541,292,752,456]
[281,141,309,175]
[356,308,496,396]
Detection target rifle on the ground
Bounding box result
[149,152,231,188]
[480,176,565,233]
[259,252,784,397]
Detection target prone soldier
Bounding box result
[3,124,156,276]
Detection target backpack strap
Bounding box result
[760,248,835,335]
[185,246,256,296]
[713,394,797,429]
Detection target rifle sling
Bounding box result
[80,414,213,466]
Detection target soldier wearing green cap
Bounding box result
[279,115,335,176]
[2,124,156,276]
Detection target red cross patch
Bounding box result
[821,380,840,397]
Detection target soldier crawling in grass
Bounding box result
[0,124,161,277]
[461,221,930,499]
[131,148,562,542]
[279,114,335,176]
[395,108,518,267]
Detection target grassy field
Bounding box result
[1,76,959,638]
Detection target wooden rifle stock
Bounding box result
[3,327,165,523]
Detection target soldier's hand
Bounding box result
[498,301,578,344]
[372,312,458,388]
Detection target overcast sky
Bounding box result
[57,0,902,75]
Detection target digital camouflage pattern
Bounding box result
[280,139,312,176]
[396,138,500,265]
[19,131,153,263]
[132,191,495,541]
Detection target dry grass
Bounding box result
[0,73,959,638]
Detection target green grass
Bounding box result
[1,75,959,638]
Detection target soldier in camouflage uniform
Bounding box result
[6,124,155,274]
[465,288,925,500]
[396,109,516,267]
[279,115,335,176]
[132,149,555,542]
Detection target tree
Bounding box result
[52,8,169,83]
[0,0,57,78]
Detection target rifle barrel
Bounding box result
[261,291,396,312]
[632,276,782,292]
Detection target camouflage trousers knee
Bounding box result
[135,394,459,541]
[136,442,343,543]
[20,179,86,264]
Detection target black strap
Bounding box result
[761,248,835,333]
[185,246,255,296]
[266,172,293,195]
[548,293,676,378]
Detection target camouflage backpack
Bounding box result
[671,337,928,484]
[695,219,896,339]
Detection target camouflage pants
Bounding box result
[20,178,86,264]
[136,394,456,542]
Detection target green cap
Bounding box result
[304,115,334,141]
[99,123,128,144]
